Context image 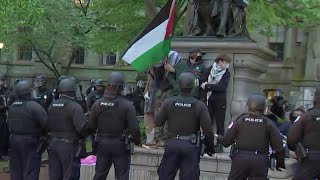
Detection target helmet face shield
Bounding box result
[34,80,45,88]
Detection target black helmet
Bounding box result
[34,75,46,88]
[247,94,266,113]
[69,76,80,84]
[178,72,196,89]
[95,79,104,86]
[137,80,146,89]
[0,73,7,81]
[15,80,32,96]
[58,78,77,92]
[107,71,125,86]
[14,79,23,85]
[90,79,96,85]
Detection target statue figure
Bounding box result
[189,0,250,38]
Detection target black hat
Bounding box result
[189,48,205,55]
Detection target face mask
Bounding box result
[195,56,202,62]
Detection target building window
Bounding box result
[100,53,116,66]
[73,47,85,64]
[269,26,285,60]
[17,46,32,61]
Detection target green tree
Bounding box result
[0,0,148,77]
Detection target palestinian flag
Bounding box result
[122,0,176,72]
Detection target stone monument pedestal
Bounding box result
[80,147,296,179]
[171,37,276,119]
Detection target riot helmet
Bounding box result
[178,72,196,90]
[95,79,105,92]
[107,71,125,86]
[105,71,125,95]
[137,80,146,91]
[69,76,80,85]
[0,73,7,87]
[34,75,46,88]
[95,79,104,87]
[15,80,32,96]
[90,79,96,85]
[247,94,266,113]
[0,73,7,81]
[58,78,77,93]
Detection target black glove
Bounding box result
[206,143,215,156]
[275,149,286,170]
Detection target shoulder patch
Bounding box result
[174,102,192,108]
[228,121,234,129]
[294,116,301,123]
[52,103,64,107]
[100,102,115,107]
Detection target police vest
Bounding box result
[167,96,198,136]
[48,98,77,138]
[235,114,270,154]
[8,100,42,135]
[303,109,320,150]
[96,98,126,136]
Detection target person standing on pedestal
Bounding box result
[200,53,231,153]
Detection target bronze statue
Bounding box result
[189,0,250,38]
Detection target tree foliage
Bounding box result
[247,0,320,35]
[0,0,319,76]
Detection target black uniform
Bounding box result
[287,107,320,179]
[48,96,87,180]
[89,95,141,180]
[86,90,103,112]
[218,113,285,179]
[0,87,11,158]
[8,99,47,180]
[200,67,230,135]
[154,95,214,180]
[35,88,53,111]
[131,88,144,116]
[86,90,104,155]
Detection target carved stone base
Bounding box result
[171,37,275,119]
[80,147,296,180]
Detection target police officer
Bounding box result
[47,78,88,180]
[7,80,47,180]
[69,76,87,112]
[0,73,11,159]
[89,71,141,180]
[86,79,96,96]
[86,79,105,155]
[52,75,66,100]
[86,79,105,111]
[287,86,320,179]
[218,94,285,179]
[132,80,146,116]
[34,75,53,111]
[154,72,214,180]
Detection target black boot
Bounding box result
[214,143,223,153]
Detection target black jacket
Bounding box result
[200,67,230,103]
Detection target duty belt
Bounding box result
[98,133,122,139]
[307,149,320,154]
[51,137,77,144]
[236,149,267,155]
[172,134,197,144]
